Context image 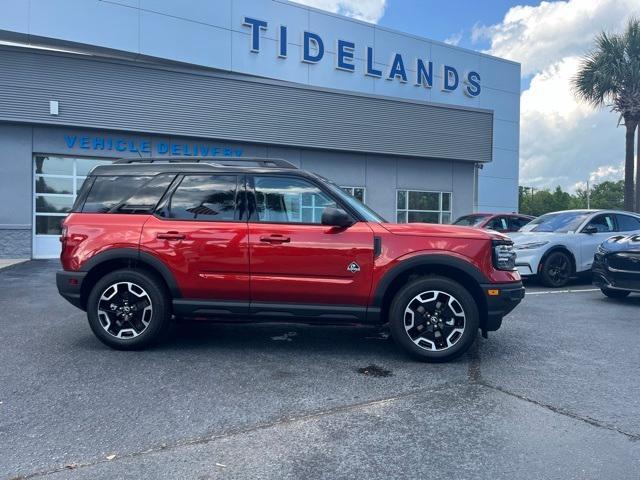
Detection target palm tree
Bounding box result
[573,18,640,212]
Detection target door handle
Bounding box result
[259,235,291,244]
[157,231,186,241]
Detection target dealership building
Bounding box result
[0,0,520,259]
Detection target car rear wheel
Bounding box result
[86,269,171,350]
[539,251,572,288]
[389,276,479,362]
[600,288,631,299]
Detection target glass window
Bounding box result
[509,216,532,231]
[35,195,74,214]
[76,177,87,192]
[252,176,336,224]
[523,211,591,233]
[486,217,508,231]
[396,190,452,224]
[341,186,366,203]
[408,211,439,223]
[33,156,116,237]
[584,214,615,233]
[453,214,490,227]
[163,175,238,221]
[34,156,73,175]
[409,191,439,211]
[76,158,112,176]
[616,214,640,232]
[442,193,451,212]
[35,216,64,235]
[397,191,407,210]
[117,174,175,214]
[35,176,74,195]
[83,176,152,213]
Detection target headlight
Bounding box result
[493,240,516,270]
[514,241,549,250]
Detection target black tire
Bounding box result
[539,251,572,288]
[601,288,631,299]
[86,269,171,350]
[389,276,479,363]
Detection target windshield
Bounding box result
[521,211,590,233]
[453,214,489,227]
[318,176,386,223]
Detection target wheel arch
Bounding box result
[538,245,577,275]
[78,248,181,310]
[373,255,490,330]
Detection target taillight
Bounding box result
[59,225,68,243]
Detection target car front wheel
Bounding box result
[539,251,572,288]
[86,269,171,350]
[389,276,479,362]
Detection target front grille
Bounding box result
[607,253,640,273]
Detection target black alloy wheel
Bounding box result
[539,251,572,288]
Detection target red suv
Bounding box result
[57,158,524,362]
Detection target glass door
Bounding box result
[33,155,112,258]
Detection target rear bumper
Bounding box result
[56,270,87,310]
[480,281,525,331]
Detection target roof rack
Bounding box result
[114,156,298,169]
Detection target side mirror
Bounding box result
[321,207,353,228]
[583,225,598,234]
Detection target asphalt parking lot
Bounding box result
[1,261,639,479]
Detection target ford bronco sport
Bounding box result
[57,157,524,362]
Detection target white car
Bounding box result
[510,210,640,287]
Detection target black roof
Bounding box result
[90,157,302,176]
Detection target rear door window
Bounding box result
[159,175,240,221]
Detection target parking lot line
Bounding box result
[526,288,600,296]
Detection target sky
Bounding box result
[293,0,640,192]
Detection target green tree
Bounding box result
[519,186,573,217]
[574,180,625,210]
[519,182,624,216]
[573,18,640,212]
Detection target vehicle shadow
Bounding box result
[522,275,593,289]
[160,321,409,359]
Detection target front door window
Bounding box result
[251,176,336,224]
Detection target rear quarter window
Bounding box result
[616,214,640,232]
[82,175,154,213]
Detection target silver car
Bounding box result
[510,210,640,287]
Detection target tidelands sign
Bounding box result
[242,16,482,98]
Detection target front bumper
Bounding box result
[514,250,543,277]
[592,255,640,293]
[480,281,525,332]
[56,270,87,310]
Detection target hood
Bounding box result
[601,233,640,253]
[509,231,571,245]
[381,223,509,241]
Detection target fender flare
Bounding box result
[79,247,181,298]
[371,254,490,307]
